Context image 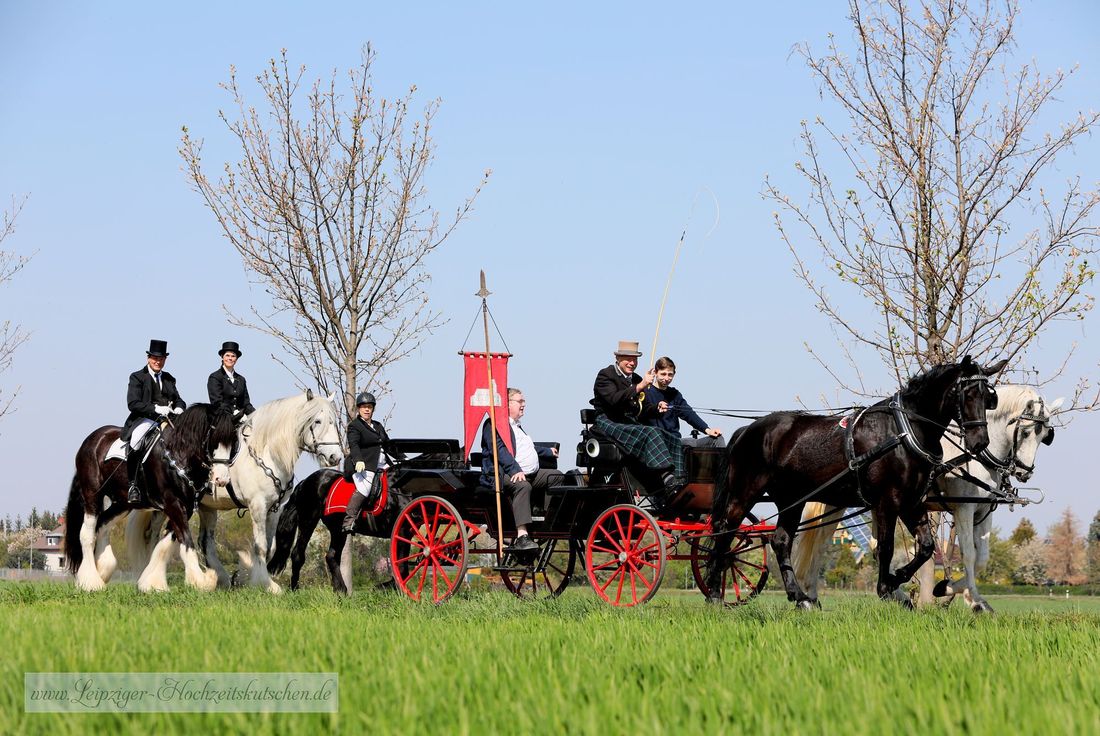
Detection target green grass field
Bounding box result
[4,582,1099,735]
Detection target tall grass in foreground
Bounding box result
[3,583,1099,735]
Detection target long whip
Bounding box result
[648,187,720,366]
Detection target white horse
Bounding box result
[791,385,1057,611]
[128,390,343,593]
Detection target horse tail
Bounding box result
[269,474,323,574]
[791,502,841,591]
[63,475,85,574]
[711,426,746,521]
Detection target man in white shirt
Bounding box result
[479,388,563,553]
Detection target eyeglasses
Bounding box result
[509,399,526,405]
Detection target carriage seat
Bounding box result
[577,408,623,467]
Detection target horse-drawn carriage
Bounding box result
[273,408,774,606]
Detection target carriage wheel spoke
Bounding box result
[596,525,625,554]
[591,558,622,573]
[599,565,625,593]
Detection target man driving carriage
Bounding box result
[591,340,686,495]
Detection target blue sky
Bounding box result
[0,1,1097,534]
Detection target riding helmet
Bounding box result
[355,392,377,407]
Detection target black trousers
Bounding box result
[501,467,564,527]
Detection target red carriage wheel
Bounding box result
[389,496,469,604]
[501,539,576,600]
[585,504,666,607]
[689,526,769,606]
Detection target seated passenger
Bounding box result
[591,340,685,494]
[643,356,724,447]
[480,388,563,553]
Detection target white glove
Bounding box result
[355,461,366,473]
[233,409,241,417]
[172,406,184,415]
[154,405,171,416]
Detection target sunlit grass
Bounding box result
[3,583,1099,735]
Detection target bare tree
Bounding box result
[180,47,488,416]
[1045,507,1086,585]
[765,0,1100,405]
[0,196,32,420]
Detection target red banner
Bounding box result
[462,353,513,460]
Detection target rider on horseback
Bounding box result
[121,339,186,504]
[207,340,255,424]
[341,392,403,532]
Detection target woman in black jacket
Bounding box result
[207,341,255,423]
[341,392,400,532]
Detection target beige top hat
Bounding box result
[614,340,642,357]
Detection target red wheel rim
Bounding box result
[585,505,665,607]
[501,539,576,600]
[690,533,769,605]
[389,496,468,603]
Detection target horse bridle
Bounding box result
[977,398,1052,477]
[891,372,994,465]
[304,415,342,458]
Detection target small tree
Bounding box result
[825,543,859,588]
[978,528,1018,585]
[1045,508,1087,585]
[0,196,33,420]
[1009,517,1037,546]
[181,47,488,417]
[765,0,1100,401]
[1012,538,1048,585]
[1087,510,1100,585]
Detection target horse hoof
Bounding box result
[932,579,954,598]
[971,601,994,614]
[795,599,815,612]
[704,595,724,607]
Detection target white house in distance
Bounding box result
[31,523,66,573]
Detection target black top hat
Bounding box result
[218,341,242,357]
[147,339,169,357]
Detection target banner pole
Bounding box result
[477,271,506,561]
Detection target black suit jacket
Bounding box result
[207,369,255,417]
[343,416,402,481]
[591,364,658,424]
[121,368,185,440]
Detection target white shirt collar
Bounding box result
[613,363,631,380]
[148,367,161,380]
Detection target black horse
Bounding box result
[64,404,235,592]
[268,468,397,594]
[704,356,1006,608]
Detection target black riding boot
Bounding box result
[341,492,367,533]
[126,452,144,505]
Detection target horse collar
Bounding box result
[891,392,945,465]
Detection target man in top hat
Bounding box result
[591,340,686,497]
[121,339,186,504]
[207,340,255,423]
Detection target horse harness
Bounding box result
[201,414,340,514]
[926,398,1053,525]
[758,373,995,529]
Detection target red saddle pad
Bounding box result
[323,473,388,518]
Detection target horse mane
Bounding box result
[248,393,337,471]
[163,404,217,461]
[901,362,964,397]
[991,384,1042,423]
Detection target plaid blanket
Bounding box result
[594,415,686,481]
